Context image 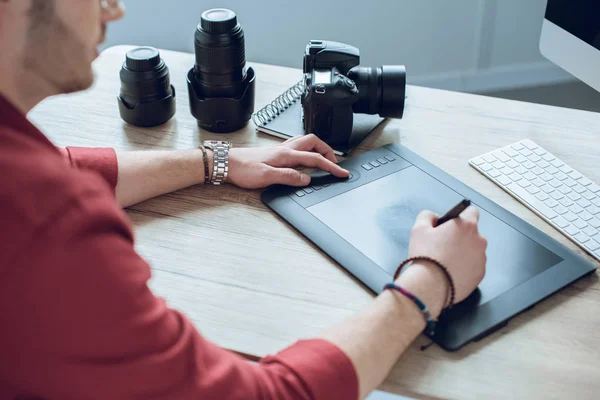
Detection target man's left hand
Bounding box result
[227,134,349,189]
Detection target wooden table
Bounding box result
[30,46,600,400]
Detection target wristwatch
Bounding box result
[203,140,232,185]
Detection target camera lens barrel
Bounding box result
[118,47,176,127]
[187,8,256,133]
[348,65,406,119]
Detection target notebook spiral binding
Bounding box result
[252,80,304,127]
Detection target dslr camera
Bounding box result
[302,40,406,146]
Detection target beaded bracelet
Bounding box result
[394,256,456,310]
[384,282,437,336]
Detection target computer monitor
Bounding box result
[540,0,600,92]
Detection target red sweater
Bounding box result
[0,95,358,400]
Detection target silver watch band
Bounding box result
[203,140,232,185]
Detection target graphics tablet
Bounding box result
[261,144,596,350]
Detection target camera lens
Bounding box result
[118,47,176,127]
[347,65,406,118]
[187,8,256,133]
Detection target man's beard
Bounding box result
[24,0,95,94]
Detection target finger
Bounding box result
[413,210,438,228]
[460,206,480,223]
[284,150,349,177]
[265,166,311,187]
[289,134,338,163]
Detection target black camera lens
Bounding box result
[118,47,176,127]
[347,65,406,118]
[187,8,256,133]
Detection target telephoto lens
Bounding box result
[118,47,176,127]
[187,8,256,133]
[347,65,406,118]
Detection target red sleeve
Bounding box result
[58,146,118,190]
[0,186,358,400]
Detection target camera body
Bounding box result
[302,40,406,146]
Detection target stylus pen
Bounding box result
[435,199,472,227]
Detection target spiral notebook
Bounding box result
[252,81,384,157]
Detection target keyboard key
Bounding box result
[482,154,497,163]
[511,143,525,151]
[492,150,510,162]
[560,165,573,174]
[550,159,563,168]
[583,226,598,237]
[499,166,514,176]
[574,232,590,243]
[514,154,527,163]
[558,186,572,195]
[522,140,539,150]
[559,198,574,207]
[323,184,330,187]
[564,226,580,236]
[588,239,600,252]
[489,170,501,178]
[295,190,305,197]
[567,192,582,201]
[376,157,388,165]
[593,198,600,207]
[507,172,522,182]
[540,173,554,182]
[576,199,591,209]
[535,192,549,201]
[544,198,559,208]
[527,186,541,195]
[564,178,577,187]
[549,179,563,188]
[554,171,568,181]
[579,177,593,187]
[502,147,519,157]
[588,205,600,215]
[550,191,564,200]
[553,216,570,228]
[520,149,533,157]
[553,204,569,215]
[479,163,493,172]
[574,219,588,230]
[370,161,381,168]
[536,160,551,169]
[506,160,519,169]
[590,218,600,229]
[570,204,583,214]
[303,188,314,194]
[385,155,396,162]
[361,163,373,171]
[542,153,556,162]
[523,160,536,170]
[531,166,545,175]
[579,211,594,221]
[588,183,600,193]
[569,171,583,180]
[531,177,546,187]
[518,180,531,188]
[497,175,512,186]
[582,191,597,201]
[514,165,528,175]
[540,184,555,193]
[507,183,557,220]
[564,212,578,222]
[313,185,323,191]
[573,184,587,194]
[528,154,542,163]
[534,148,547,156]
[523,172,537,181]
[546,166,559,175]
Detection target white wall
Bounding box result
[103,0,573,92]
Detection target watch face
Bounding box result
[203,140,232,149]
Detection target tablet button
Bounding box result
[313,185,323,190]
[303,188,314,194]
[385,155,396,162]
[295,190,305,197]
[362,163,373,171]
[369,161,380,168]
[377,157,388,165]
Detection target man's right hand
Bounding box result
[397,207,488,317]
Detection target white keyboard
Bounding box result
[470,139,600,261]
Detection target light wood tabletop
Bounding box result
[30,46,600,400]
